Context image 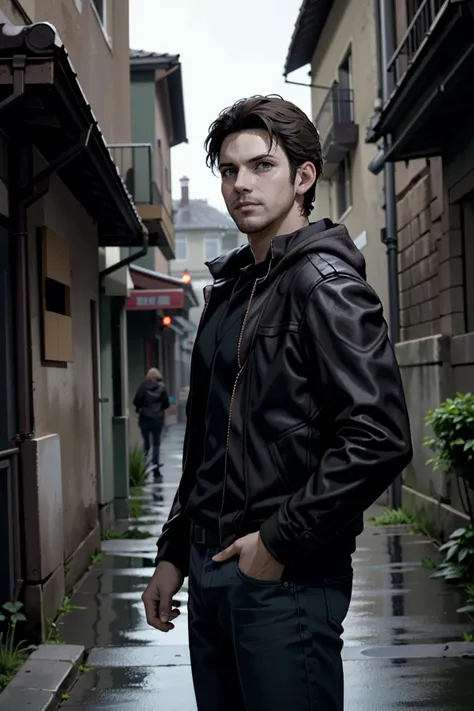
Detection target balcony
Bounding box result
[367,0,474,161]
[109,144,175,259]
[315,83,359,179]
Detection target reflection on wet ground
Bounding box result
[61,425,474,710]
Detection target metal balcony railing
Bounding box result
[315,82,355,153]
[108,143,164,206]
[387,0,446,89]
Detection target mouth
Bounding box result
[235,202,260,211]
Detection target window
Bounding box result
[91,0,105,22]
[335,154,352,218]
[175,233,188,261]
[204,233,220,262]
[39,227,73,363]
[338,50,354,123]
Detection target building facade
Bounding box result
[170,177,243,329]
[284,0,389,321]
[109,49,197,438]
[0,0,146,638]
[368,0,474,531]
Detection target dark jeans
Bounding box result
[139,417,163,467]
[188,534,353,711]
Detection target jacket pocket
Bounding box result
[268,411,322,493]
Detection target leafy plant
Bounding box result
[45,622,61,645]
[0,602,34,692]
[462,632,474,642]
[88,552,106,569]
[429,527,474,583]
[425,393,474,523]
[458,583,474,615]
[129,498,143,519]
[129,445,147,488]
[58,595,86,615]
[370,508,414,526]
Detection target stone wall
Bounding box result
[397,334,474,537]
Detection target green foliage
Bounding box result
[457,583,474,615]
[58,595,86,615]
[370,508,414,526]
[45,623,61,645]
[462,632,474,642]
[88,552,106,569]
[424,393,474,488]
[429,527,474,583]
[129,498,144,519]
[129,445,147,488]
[101,528,153,540]
[0,602,34,692]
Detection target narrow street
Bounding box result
[59,425,474,710]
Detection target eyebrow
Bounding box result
[218,153,274,170]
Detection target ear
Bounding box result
[295,161,317,196]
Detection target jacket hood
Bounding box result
[206,219,366,282]
[144,379,164,391]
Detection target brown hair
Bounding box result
[204,95,323,216]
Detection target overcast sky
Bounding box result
[129,0,311,213]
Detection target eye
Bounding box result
[256,161,272,170]
[221,167,236,178]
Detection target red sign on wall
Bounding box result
[126,289,184,311]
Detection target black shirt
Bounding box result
[186,261,266,529]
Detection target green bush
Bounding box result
[424,393,474,616]
[425,392,474,523]
[129,444,147,488]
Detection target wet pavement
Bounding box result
[59,424,474,709]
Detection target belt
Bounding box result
[191,524,221,548]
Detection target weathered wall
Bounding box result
[27,170,99,562]
[309,0,389,321]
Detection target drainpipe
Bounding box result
[376,0,402,509]
[98,231,149,281]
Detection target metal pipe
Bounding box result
[283,77,334,91]
[9,141,34,438]
[378,0,402,510]
[99,231,149,280]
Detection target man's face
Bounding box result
[218,129,297,234]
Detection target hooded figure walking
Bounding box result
[133,368,170,471]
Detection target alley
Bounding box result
[57,426,474,711]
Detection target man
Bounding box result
[142,95,412,710]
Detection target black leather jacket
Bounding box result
[156,220,412,575]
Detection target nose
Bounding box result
[234,166,253,193]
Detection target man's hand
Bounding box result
[213,531,284,582]
[142,560,184,632]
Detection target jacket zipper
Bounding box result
[219,247,273,548]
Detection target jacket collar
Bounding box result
[205,220,335,282]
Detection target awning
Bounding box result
[0,20,147,247]
[130,264,199,311]
[284,0,335,75]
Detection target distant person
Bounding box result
[142,95,412,710]
[133,368,169,472]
